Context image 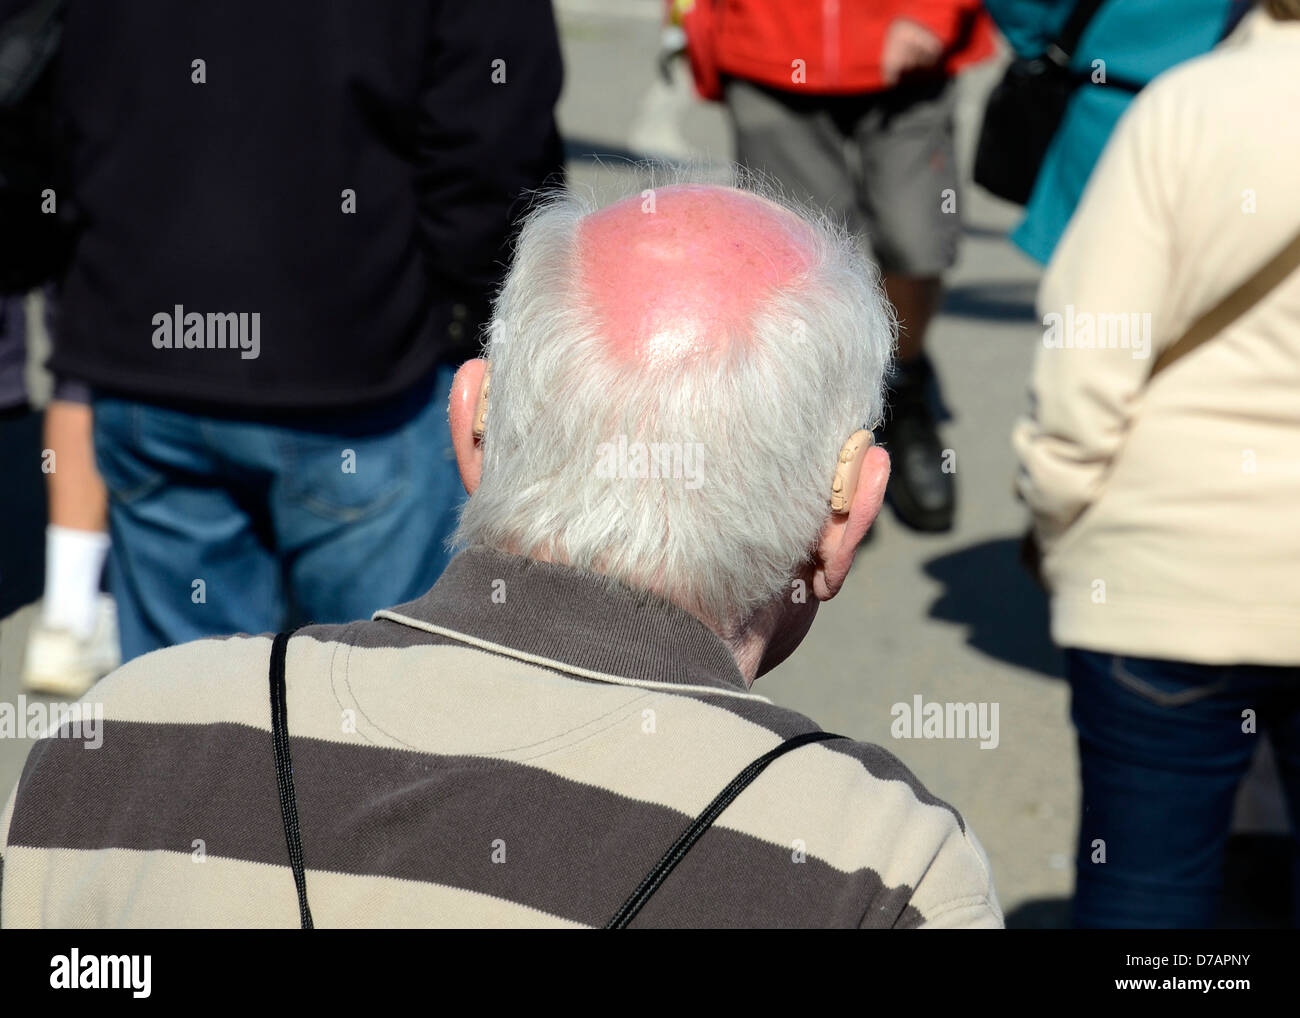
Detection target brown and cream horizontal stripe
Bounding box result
[2,547,1000,928]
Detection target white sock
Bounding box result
[41,525,110,640]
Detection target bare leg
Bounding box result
[44,399,107,532]
[24,398,116,694]
[882,273,942,364]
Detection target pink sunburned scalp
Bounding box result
[577,184,815,365]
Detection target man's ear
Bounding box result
[812,439,890,601]
[449,358,489,495]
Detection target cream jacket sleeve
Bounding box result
[1012,85,1180,551]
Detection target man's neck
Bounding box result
[720,627,769,688]
[503,544,773,688]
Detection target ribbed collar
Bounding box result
[375,546,756,697]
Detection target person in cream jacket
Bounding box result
[1012,1,1300,928]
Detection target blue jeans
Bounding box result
[1068,649,1300,928]
[93,366,463,662]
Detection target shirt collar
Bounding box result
[375,546,754,696]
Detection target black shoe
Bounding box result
[878,355,955,533]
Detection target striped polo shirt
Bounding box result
[1,547,1002,928]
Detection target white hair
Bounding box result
[453,168,895,628]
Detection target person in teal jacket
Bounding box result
[982,0,1248,263]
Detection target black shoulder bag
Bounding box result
[974,0,1136,206]
[267,630,845,929]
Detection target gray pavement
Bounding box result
[0,0,1285,927]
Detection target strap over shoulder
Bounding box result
[269,629,314,930]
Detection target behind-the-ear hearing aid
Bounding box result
[830,429,872,513]
[472,365,490,439]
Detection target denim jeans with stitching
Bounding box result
[1068,648,1300,928]
[93,366,462,662]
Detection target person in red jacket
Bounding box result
[679,0,995,532]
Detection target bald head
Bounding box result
[577,184,816,364]
[457,176,893,632]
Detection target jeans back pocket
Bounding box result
[277,424,410,524]
[1110,655,1233,708]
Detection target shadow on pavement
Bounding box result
[960,223,1018,241]
[1005,897,1071,929]
[941,279,1037,323]
[922,536,1064,680]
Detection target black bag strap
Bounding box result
[1046,0,1108,68]
[1047,1,1146,95]
[269,629,314,929]
[605,729,846,929]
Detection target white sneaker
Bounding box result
[22,595,122,698]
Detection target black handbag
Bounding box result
[973,0,1110,206]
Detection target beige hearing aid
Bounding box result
[472,364,491,439]
[829,429,872,514]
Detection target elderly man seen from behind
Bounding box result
[1,180,1002,929]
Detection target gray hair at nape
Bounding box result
[452,165,896,630]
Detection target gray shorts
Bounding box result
[725,76,961,277]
